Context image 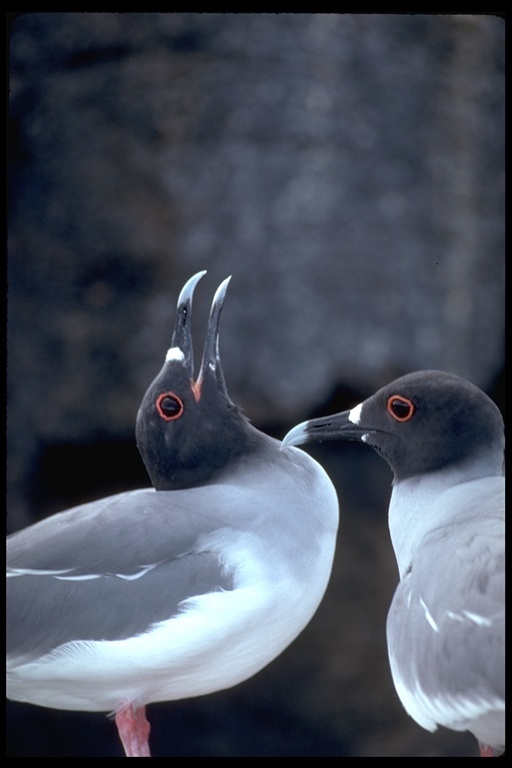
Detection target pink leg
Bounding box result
[479,743,500,758]
[115,703,151,757]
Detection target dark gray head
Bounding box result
[136,272,258,490]
[282,370,504,481]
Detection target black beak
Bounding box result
[169,271,232,398]
[170,270,207,378]
[195,276,232,396]
[281,409,367,449]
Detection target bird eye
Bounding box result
[156,392,184,421]
[387,395,415,422]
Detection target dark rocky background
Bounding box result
[7,12,504,757]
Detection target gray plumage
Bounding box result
[282,370,504,756]
[7,272,338,756]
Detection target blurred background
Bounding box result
[7,12,504,757]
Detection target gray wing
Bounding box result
[7,488,222,574]
[7,488,234,661]
[387,514,504,726]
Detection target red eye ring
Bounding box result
[156,392,184,421]
[387,394,415,422]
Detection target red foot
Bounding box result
[479,743,503,758]
[115,703,151,757]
